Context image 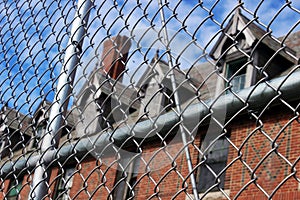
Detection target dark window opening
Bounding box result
[0,118,8,157]
[197,134,230,193]
[113,156,140,200]
[33,126,44,148]
[221,37,234,57]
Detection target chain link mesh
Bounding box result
[0,0,300,199]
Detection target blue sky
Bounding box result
[0,0,299,114]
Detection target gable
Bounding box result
[210,10,297,65]
[210,11,256,60]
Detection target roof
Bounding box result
[31,100,75,128]
[1,106,32,136]
[184,62,218,101]
[4,62,300,178]
[76,67,141,111]
[210,10,297,64]
[279,30,300,58]
[136,53,201,96]
[239,13,296,62]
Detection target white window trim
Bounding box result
[215,61,252,97]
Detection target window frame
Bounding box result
[225,58,247,93]
[0,116,8,156]
[33,125,45,149]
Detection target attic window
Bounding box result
[0,115,8,154]
[221,33,246,57]
[226,58,247,92]
[221,38,233,56]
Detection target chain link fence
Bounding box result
[0,0,300,199]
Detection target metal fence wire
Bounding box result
[0,0,300,199]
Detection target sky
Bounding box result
[0,0,300,115]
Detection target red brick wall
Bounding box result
[132,134,202,199]
[227,107,300,199]
[0,179,10,199]
[69,157,118,200]
[129,105,300,199]
[48,167,60,199]
[136,145,179,198]
[0,174,32,199]
[19,174,31,199]
[1,105,299,200]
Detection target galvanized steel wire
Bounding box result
[0,0,300,199]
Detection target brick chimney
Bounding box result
[101,35,131,80]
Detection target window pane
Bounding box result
[226,58,247,92]
[232,74,246,92]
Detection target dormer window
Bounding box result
[226,58,247,92]
[210,11,296,97]
[7,175,24,200]
[215,33,251,95]
[136,50,196,119]
[0,114,8,157]
[236,33,246,49]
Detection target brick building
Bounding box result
[0,11,300,200]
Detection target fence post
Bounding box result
[28,0,93,199]
[157,1,200,199]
